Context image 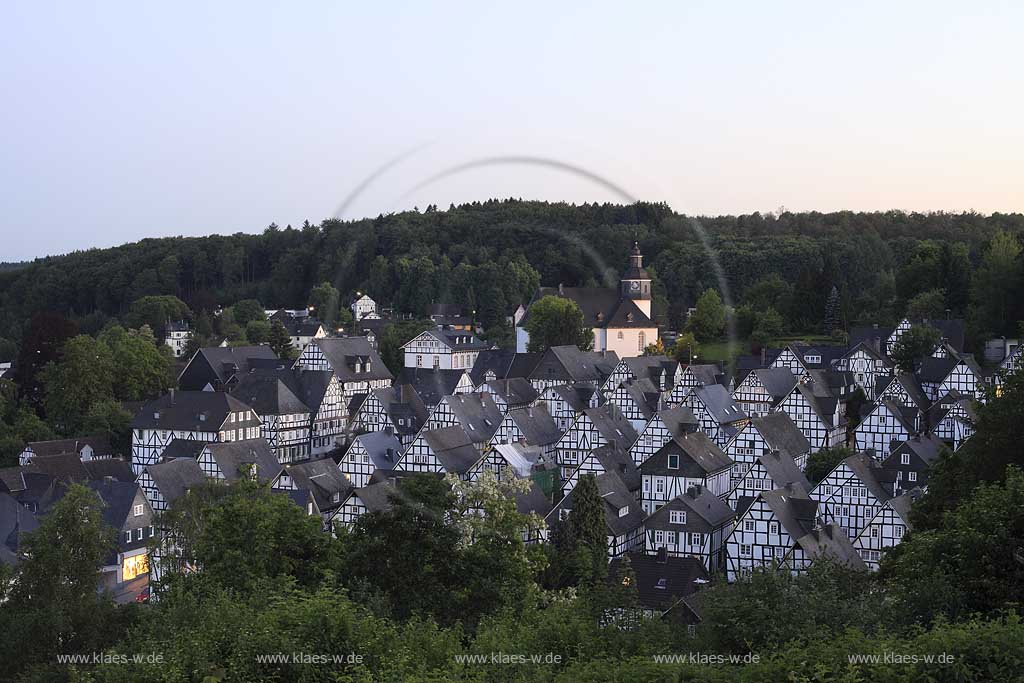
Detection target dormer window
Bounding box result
[355,361,362,373]
[618,505,629,518]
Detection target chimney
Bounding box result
[558,283,565,297]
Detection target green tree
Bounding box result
[804,446,854,484]
[672,331,701,364]
[823,285,841,335]
[0,485,126,678]
[231,299,265,327]
[244,319,272,344]
[751,307,784,349]
[126,295,192,333]
[970,230,1022,335]
[39,334,116,434]
[308,281,340,327]
[561,474,608,586]
[267,319,296,359]
[687,289,726,342]
[523,296,593,352]
[13,312,78,409]
[98,324,173,401]
[906,288,947,320]
[890,325,941,373]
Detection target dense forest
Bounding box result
[1,201,1023,363]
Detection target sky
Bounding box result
[1,1,1022,261]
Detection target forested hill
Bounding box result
[1,200,1022,348]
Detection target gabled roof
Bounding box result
[531,345,619,384]
[849,325,893,352]
[514,480,554,517]
[22,435,111,458]
[161,438,210,460]
[752,412,810,459]
[397,368,470,408]
[793,523,867,570]
[402,327,490,352]
[546,383,601,412]
[614,378,662,422]
[422,426,483,475]
[755,449,811,492]
[131,391,259,432]
[506,403,562,446]
[480,377,538,406]
[749,368,799,400]
[349,431,403,472]
[0,492,39,566]
[309,337,393,384]
[609,550,709,612]
[587,442,642,492]
[367,385,429,436]
[286,458,352,512]
[584,403,639,450]
[655,405,699,437]
[469,350,542,386]
[231,369,313,416]
[690,384,747,424]
[144,458,206,505]
[83,458,135,482]
[180,345,281,388]
[888,433,947,468]
[839,452,895,504]
[761,484,817,539]
[642,432,732,477]
[682,364,725,387]
[442,392,504,443]
[597,470,646,536]
[524,286,654,329]
[877,373,929,410]
[350,481,403,515]
[25,453,90,483]
[202,439,282,483]
[646,486,734,531]
[917,355,959,384]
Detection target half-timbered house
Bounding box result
[196,439,284,485]
[138,457,206,512]
[731,367,797,418]
[339,431,403,488]
[724,411,811,493]
[401,327,490,371]
[684,384,748,447]
[177,345,281,392]
[782,523,867,575]
[606,377,662,432]
[629,405,699,468]
[669,364,724,404]
[852,489,917,569]
[640,432,732,513]
[928,391,976,450]
[349,384,428,448]
[294,337,393,409]
[643,485,734,572]
[489,403,562,457]
[835,342,893,400]
[854,398,918,458]
[553,403,638,480]
[544,470,646,557]
[881,433,945,495]
[537,383,601,433]
[130,391,262,476]
[562,442,641,497]
[285,458,352,530]
[333,481,402,530]
[725,483,816,581]
[527,345,619,393]
[810,452,896,540]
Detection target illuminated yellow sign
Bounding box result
[122,553,150,581]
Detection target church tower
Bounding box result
[620,241,652,318]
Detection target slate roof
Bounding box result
[761,484,817,539]
[231,369,313,416]
[403,327,490,352]
[442,393,504,443]
[202,439,282,483]
[889,433,947,467]
[131,391,259,432]
[23,435,112,458]
[506,403,562,446]
[286,458,352,512]
[367,385,429,437]
[877,373,929,410]
[83,458,135,482]
[690,384,747,424]
[642,432,733,477]
[683,364,725,387]
[480,377,538,407]
[645,486,734,532]
[26,453,90,483]
[793,523,867,570]
[584,403,639,450]
[524,287,654,329]
[352,481,402,515]
[179,345,280,389]
[422,426,483,475]
[350,431,403,472]
[755,449,811,492]
[397,368,469,408]
[752,412,810,459]
[144,458,206,506]
[160,438,210,460]
[917,356,960,384]
[656,405,699,437]
[841,452,895,504]
[749,368,799,401]
[587,442,642,492]
[83,479,149,559]
[531,346,620,384]
[849,325,893,353]
[310,337,393,384]
[596,470,646,536]
[548,383,601,412]
[469,350,542,386]
[609,550,709,613]
[514,480,554,517]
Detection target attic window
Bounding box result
[667,454,680,470]
[618,505,629,518]
[806,355,821,364]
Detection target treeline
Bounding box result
[1,202,1023,362]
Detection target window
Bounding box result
[124,531,132,544]
[769,522,779,535]
[617,331,624,340]
[669,510,686,525]
[744,520,755,532]
[559,509,571,521]
[740,544,752,556]
[666,531,676,545]
[908,471,917,482]
[638,332,646,352]
[689,532,701,546]
[133,504,144,517]
[618,506,629,518]
[667,453,680,470]
[655,479,665,494]
[655,530,664,544]
[895,526,904,538]
[901,453,911,465]
[774,546,784,559]
[135,527,143,541]
[871,526,879,538]
[416,355,423,367]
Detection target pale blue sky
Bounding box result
[1,1,1021,260]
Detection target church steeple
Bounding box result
[620,241,652,318]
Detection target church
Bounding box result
[515,242,659,358]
